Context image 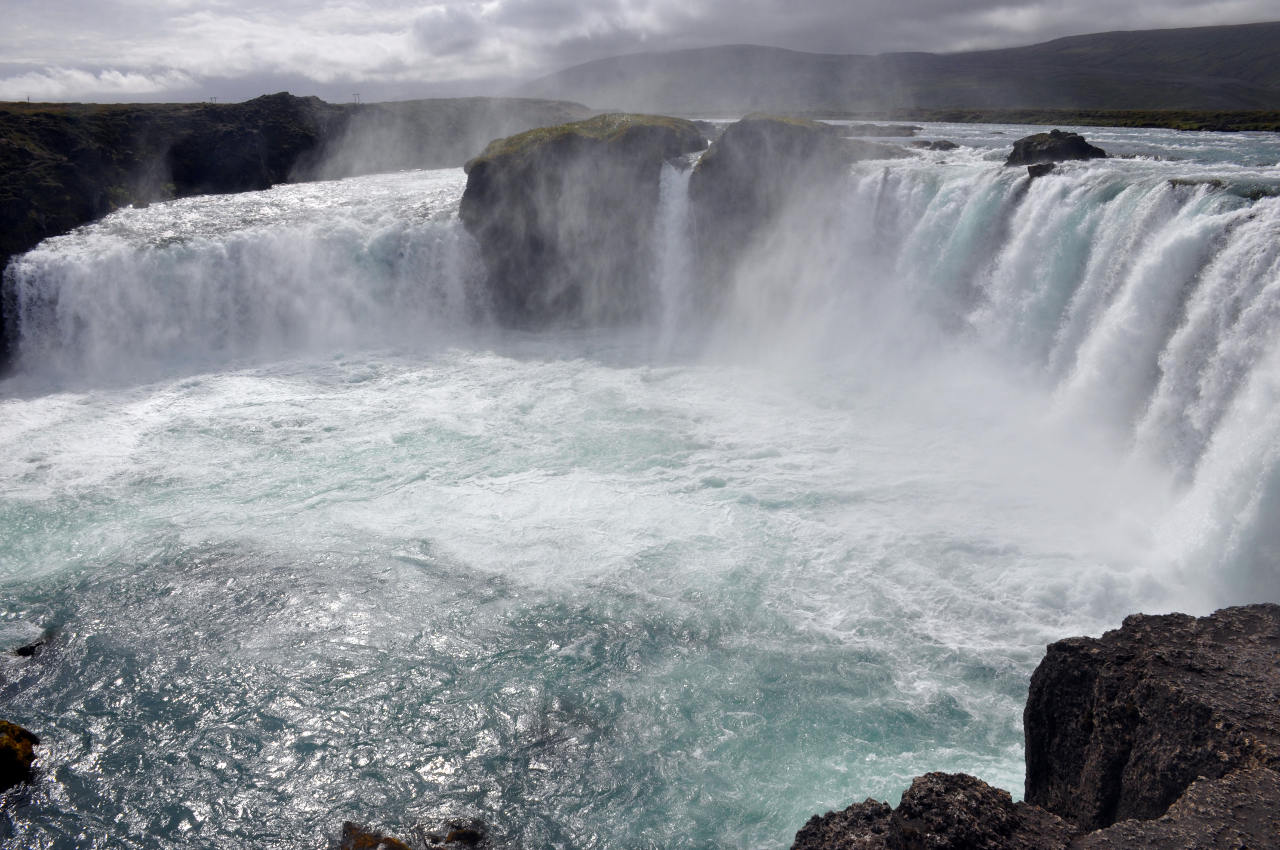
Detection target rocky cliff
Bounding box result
[792,604,1280,849]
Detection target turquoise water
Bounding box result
[3,128,1280,847]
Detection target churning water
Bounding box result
[2,124,1279,848]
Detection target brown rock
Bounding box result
[339,821,412,850]
[1024,604,1280,829]
[0,719,39,792]
[1071,767,1280,849]
[791,774,1074,850]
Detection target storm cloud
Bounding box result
[2,0,1276,101]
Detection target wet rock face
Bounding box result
[1004,129,1106,166]
[459,113,706,326]
[1072,767,1280,850]
[0,719,39,792]
[1023,603,1280,829]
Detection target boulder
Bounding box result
[791,773,1074,850]
[1023,603,1280,829]
[459,113,706,326]
[1004,129,1105,166]
[0,719,39,791]
[1027,163,1056,179]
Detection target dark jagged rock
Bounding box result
[459,113,706,326]
[337,819,491,850]
[1024,603,1280,829]
[792,798,892,849]
[791,773,1073,850]
[1027,163,1056,178]
[0,719,39,792]
[1004,129,1106,166]
[792,605,1280,849]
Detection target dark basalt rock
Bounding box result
[0,719,39,792]
[1027,163,1056,178]
[459,113,706,326]
[792,605,1280,849]
[792,773,1074,850]
[337,819,491,850]
[1024,603,1280,829]
[1004,129,1106,166]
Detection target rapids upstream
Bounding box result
[1,123,1279,848]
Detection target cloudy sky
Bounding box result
[2,0,1277,102]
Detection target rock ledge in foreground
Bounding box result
[791,604,1280,849]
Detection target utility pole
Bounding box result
[353,92,361,104]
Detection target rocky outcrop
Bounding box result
[459,113,706,326]
[1023,604,1280,829]
[791,604,1280,849]
[1072,768,1280,849]
[793,773,1074,850]
[1004,129,1106,166]
[0,719,39,792]
[0,94,591,375]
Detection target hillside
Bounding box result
[516,21,1280,114]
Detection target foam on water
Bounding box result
[3,127,1280,848]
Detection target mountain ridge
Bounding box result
[515,21,1280,114]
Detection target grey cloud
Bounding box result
[3,0,1277,101]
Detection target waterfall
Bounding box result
[3,153,1279,598]
[2,170,485,382]
[652,162,694,356]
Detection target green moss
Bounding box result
[466,113,702,170]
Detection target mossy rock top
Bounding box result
[465,113,705,172]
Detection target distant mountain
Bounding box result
[515,22,1280,114]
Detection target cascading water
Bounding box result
[2,124,1279,849]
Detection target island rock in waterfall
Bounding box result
[459,113,706,326]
